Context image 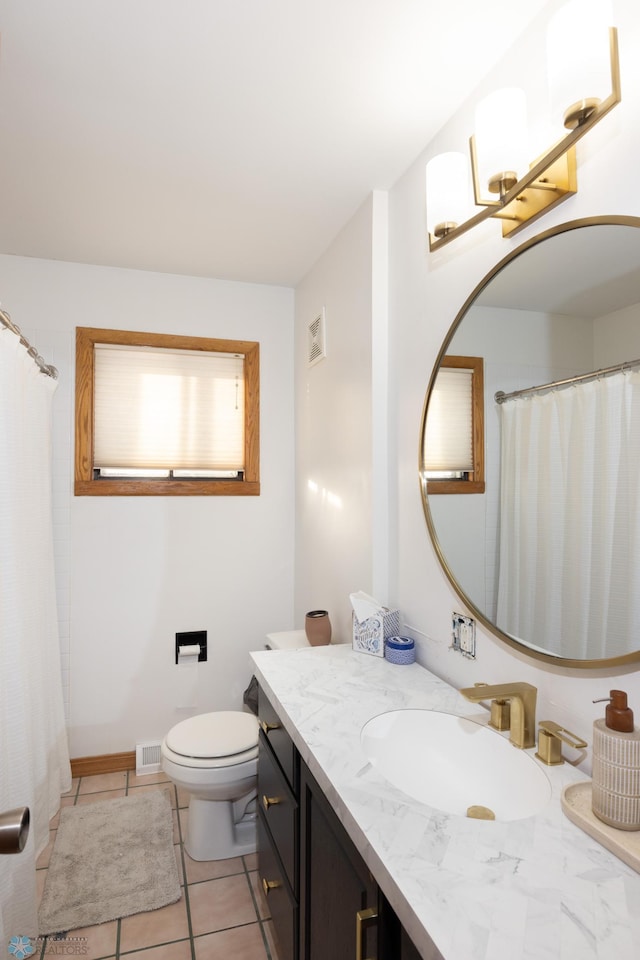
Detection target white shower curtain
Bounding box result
[497,369,640,660]
[0,328,71,942]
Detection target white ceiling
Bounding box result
[0,0,552,287]
[477,223,640,318]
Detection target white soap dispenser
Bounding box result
[592,690,640,831]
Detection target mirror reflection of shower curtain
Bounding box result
[497,369,640,660]
[0,328,71,942]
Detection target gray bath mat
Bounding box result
[39,788,181,934]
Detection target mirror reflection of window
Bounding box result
[422,356,485,494]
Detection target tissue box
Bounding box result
[352,608,400,657]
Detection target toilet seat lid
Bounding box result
[166,711,259,759]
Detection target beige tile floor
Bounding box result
[35,770,282,960]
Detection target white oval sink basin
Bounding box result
[361,710,551,822]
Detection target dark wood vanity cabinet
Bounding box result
[400,930,425,960]
[299,762,402,960]
[257,684,423,960]
[258,814,298,960]
[257,686,299,960]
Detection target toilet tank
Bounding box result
[265,630,310,650]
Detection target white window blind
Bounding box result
[423,367,473,472]
[94,344,245,471]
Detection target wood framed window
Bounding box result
[75,327,260,496]
[422,355,485,495]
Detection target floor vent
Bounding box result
[135,740,162,776]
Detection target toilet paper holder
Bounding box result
[175,630,207,664]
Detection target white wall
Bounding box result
[294,193,389,641]
[294,0,640,768]
[0,255,295,756]
[594,300,640,363]
[390,0,640,761]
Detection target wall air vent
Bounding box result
[307,308,327,367]
[135,740,162,775]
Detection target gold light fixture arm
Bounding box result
[429,28,620,251]
[470,135,502,210]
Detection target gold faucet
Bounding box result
[459,682,537,749]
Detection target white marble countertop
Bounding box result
[250,644,640,960]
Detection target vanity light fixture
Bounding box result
[425,152,470,241]
[427,11,620,252]
[473,87,529,205]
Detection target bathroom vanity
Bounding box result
[257,681,416,960]
[250,645,640,960]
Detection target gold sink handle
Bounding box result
[535,720,587,765]
[489,698,511,731]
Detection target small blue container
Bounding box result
[384,636,415,665]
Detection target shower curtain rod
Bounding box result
[495,356,640,404]
[0,307,58,379]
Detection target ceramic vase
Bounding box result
[305,610,332,646]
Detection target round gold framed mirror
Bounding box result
[420,216,640,668]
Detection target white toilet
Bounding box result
[161,710,259,861]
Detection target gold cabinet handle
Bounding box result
[262,794,282,812]
[260,719,281,735]
[355,907,378,960]
[261,877,282,896]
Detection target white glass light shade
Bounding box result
[425,152,469,237]
[474,88,528,196]
[547,0,614,129]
